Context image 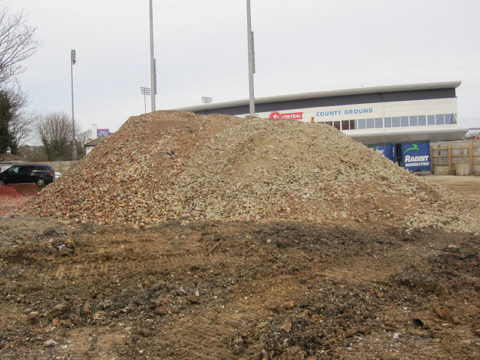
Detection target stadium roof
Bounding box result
[175,81,462,113]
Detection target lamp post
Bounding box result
[70,49,77,161]
[246,0,255,116]
[149,0,156,112]
[140,86,151,113]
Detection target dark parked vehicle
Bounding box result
[0,164,55,187]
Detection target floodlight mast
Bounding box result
[70,49,77,161]
[246,0,255,116]
[149,0,156,112]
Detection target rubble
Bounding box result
[24,111,479,233]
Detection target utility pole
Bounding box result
[149,0,156,112]
[246,0,255,116]
[70,49,77,161]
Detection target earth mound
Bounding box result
[24,111,476,231]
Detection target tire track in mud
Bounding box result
[321,240,444,285]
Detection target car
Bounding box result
[0,161,22,173]
[0,164,55,187]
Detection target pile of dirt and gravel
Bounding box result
[24,111,479,232]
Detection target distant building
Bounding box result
[84,137,105,155]
[176,81,467,172]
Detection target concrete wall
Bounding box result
[38,161,76,174]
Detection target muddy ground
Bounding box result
[0,176,479,359]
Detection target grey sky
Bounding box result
[2,0,480,135]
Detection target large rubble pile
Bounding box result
[25,111,478,232]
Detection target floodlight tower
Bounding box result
[149,0,156,112]
[246,0,255,116]
[70,49,77,161]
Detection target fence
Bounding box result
[430,140,480,175]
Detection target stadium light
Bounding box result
[149,0,157,112]
[71,49,77,161]
[246,0,255,116]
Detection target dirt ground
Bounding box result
[424,175,480,201]
[0,184,39,216]
[0,176,479,359]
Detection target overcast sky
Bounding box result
[2,0,480,136]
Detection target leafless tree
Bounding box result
[5,85,34,146]
[75,129,91,158]
[0,8,39,85]
[36,112,74,160]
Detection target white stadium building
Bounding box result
[178,81,468,172]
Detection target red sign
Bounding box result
[269,111,303,120]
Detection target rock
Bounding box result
[28,311,39,323]
[434,306,454,322]
[154,306,169,315]
[43,339,57,348]
[187,296,200,304]
[42,227,58,237]
[285,300,295,309]
[281,319,292,334]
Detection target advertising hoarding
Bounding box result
[372,144,396,163]
[401,142,431,172]
[97,129,110,138]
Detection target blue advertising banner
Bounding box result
[97,129,110,138]
[372,144,396,163]
[401,142,431,172]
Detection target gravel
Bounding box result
[24,111,479,233]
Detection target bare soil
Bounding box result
[424,175,480,201]
[0,184,39,216]
[0,177,479,359]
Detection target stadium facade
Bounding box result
[177,81,467,172]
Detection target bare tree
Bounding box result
[0,8,39,85]
[36,112,74,160]
[5,85,34,146]
[76,129,90,158]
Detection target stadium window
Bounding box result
[374,118,383,128]
[384,117,392,128]
[392,117,400,127]
[452,114,457,124]
[334,121,341,130]
[325,121,333,126]
[366,118,374,128]
[428,115,435,125]
[409,116,418,126]
[418,115,426,126]
[342,120,350,130]
[401,116,409,127]
[358,119,366,129]
[444,113,453,124]
[436,114,445,125]
[349,120,355,129]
